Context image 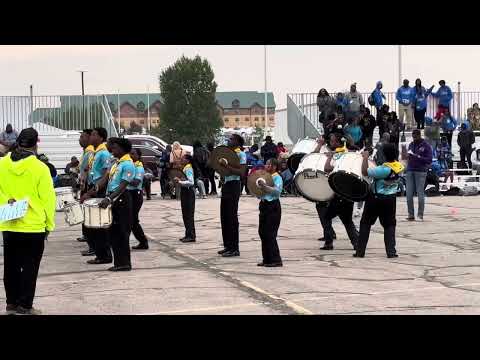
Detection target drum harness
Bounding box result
[372,163,403,198]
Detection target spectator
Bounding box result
[374,132,391,166]
[192,141,210,194]
[377,104,390,138]
[432,80,453,111]
[0,128,55,315]
[206,143,217,195]
[436,136,453,170]
[335,92,349,110]
[324,112,341,138]
[424,117,441,150]
[385,111,402,152]
[370,81,386,122]
[439,108,457,149]
[37,154,57,186]
[317,88,336,124]
[65,156,80,176]
[406,129,433,222]
[344,117,363,148]
[359,108,376,147]
[413,78,434,130]
[276,142,288,157]
[191,156,207,199]
[434,104,449,121]
[159,144,172,199]
[396,79,415,129]
[170,141,185,170]
[345,83,364,121]
[457,123,475,169]
[261,136,278,164]
[0,124,19,154]
[467,103,480,130]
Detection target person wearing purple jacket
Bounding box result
[405,130,433,222]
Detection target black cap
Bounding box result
[17,128,38,148]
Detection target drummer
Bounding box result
[99,138,135,271]
[256,158,283,267]
[312,136,337,243]
[80,127,113,265]
[129,148,149,250]
[173,154,196,243]
[320,132,359,251]
[217,134,247,257]
[354,144,404,258]
[77,129,95,254]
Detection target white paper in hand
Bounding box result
[0,200,29,222]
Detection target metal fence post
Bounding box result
[457,82,461,121]
[29,85,33,126]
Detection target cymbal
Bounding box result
[208,146,241,177]
[247,170,274,198]
[168,168,186,181]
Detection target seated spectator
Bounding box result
[37,154,58,186]
[261,136,278,164]
[65,156,80,177]
[0,124,19,153]
[276,142,288,157]
[344,117,363,148]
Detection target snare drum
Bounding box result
[328,152,376,202]
[55,187,75,212]
[287,138,319,173]
[83,198,112,229]
[63,202,84,226]
[294,153,335,202]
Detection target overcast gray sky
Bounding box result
[1,45,479,108]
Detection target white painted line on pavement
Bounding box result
[136,302,263,315]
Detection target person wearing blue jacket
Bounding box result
[396,79,415,129]
[335,92,349,110]
[432,80,453,111]
[413,78,434,130]
[371,81,386,120]
[439,108,457,149]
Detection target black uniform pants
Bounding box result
[220,180,241,251]
[259,200,282,264]
[129,189,148,246]
[88,188,112,261]
[358,194,397,256]
[316,201,336,239]
[3,232,46,309]
[160,168,170,196]
[109,191,132,267]
[414,108,426,129]
[460,147,473,169]
[324,196,359,247]
[143,178,151,199]
[180,186,196,239]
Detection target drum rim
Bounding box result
[294,170,334,203]
[328,170,370,201]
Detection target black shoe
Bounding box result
[180,238,196,243]
[321,244,334,250]
[218,248,228,255]
[146,197,152,201]
[77,237,87,242]
[5,304,17,315]
[353,252,365,258]
[257,262,265,266]
[15,306,42,315]
[132,244,149,250]
[264,262,283,268]
[108,265,132,272]
[318,234,336,241]
[210,192,217,196]
[81,249,96,256]
[387,253,399,258]
[87,258,112,265]
[406,217,415,221]
[222,250,240,257]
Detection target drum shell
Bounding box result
[328,152,375,202]
[55,187,75,212]
[63,202,84,226]
[294,153,335,202]
[287,138,318,173]
[83,198,112,229]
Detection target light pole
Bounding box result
[264,45,269,137]
[77,70,87,126]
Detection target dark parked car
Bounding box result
[132,144,162,179]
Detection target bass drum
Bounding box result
[294,153,334,202]
[328,152,376,202]
[287,138,319,173]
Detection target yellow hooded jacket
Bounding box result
[0,153,56,233]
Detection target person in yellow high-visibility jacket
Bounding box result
[0,128,55,315]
